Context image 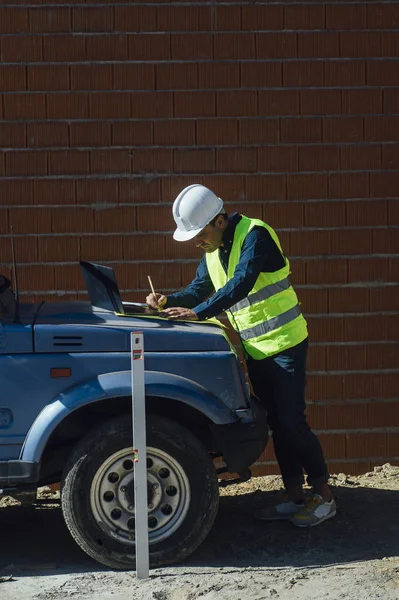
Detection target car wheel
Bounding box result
[61,414,219,569]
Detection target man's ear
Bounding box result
[216,214,226,229]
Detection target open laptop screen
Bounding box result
[80,261,124,313]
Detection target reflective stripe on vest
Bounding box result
[238,304,302,341]
[230,275,292,313]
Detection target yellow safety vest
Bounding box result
[205,215,308,359]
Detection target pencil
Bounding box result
[147,275,161,310]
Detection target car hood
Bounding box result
[30,301,233,353]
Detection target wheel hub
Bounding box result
[90,447,191,546]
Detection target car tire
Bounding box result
[61,414,219,569]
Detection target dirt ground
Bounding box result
[1,463,399,600]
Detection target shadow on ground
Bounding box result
[1,486,398,576]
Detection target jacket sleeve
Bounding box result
[165,256,215,310]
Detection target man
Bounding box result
[146,184,336,527]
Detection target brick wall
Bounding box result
[0,1,398,476]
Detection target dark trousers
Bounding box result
[247,338,329,491]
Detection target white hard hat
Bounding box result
[172,184,224,242]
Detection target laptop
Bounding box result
[79,261,159,316]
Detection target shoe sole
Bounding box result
[291,508,337,528]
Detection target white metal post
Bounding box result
[130,332,149,579]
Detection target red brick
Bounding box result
[291,230,331,256]
[19,265,54,291]
[29,7,71,33]
[131,92,173,118]
[1,235,37,263]
[263,201,304,229]
[259,90,299,116]
[381,144,399,170]
[366,116,399,143]
[342,89,382,115]
[289,258,306,285]
[154,120,195,146]
[114,264,140,291]
[132,148,173,173]
[332,229,372,256]
[340,32,382,58]
[52,207,94,233]
[35,179,76,205]
[69,122,111,147]
[283,61,324,87]
[238,119,279,144]
[341,145,381,171]
[6,151,47,177]
[382,32,399,57]
[281,118,322,143]
[214,33,255,59]
[344,371,395,400]
[198,119,238,146]
[90,149,131,175]
[298,32,340,58]
[346,200,387,227]
[241,5,283,30]
[388,433,399,455]
[217,148,257,173]
[299,145,340,172]
[325,61,366,87]
[373,229,398,254]
[124,234,166,261]
[369,287,399,312]
[326,4,367,29]
[370,172,399,198]
[256,32,297,59]
[258,146,298,173]
[384,89,399,114]
[306,258,347,285]
[140,262,182,290]
[326,345,367,371]
[323,117,363,143]
[171,33,212,60]
[346,433,386,459]
[0,65,26,91]
[136,205,171,233]
[367,3,399,28]
[157,5,211,31]
[162,176,201,204]
[242,62,282,88]
[386,314,399,342]
[369,341,399,371]
[198,63,239,89]
[28,65,69,91]
[38,236,80,263]
[71,65,112,91]
[369,400,399,426]
[27,123,69,148]
[81,235,123,261]
[304,201,346,228]
[86,35,129,62]
[348,257,390,284]
[0,123,26,148]
[213,5,241,31]
[1,35,42,62]
[201,175,245,202]
[174,148,214,174]
[300,90,341,115]
[217,91,258,117]
[174,91,215,117]
[156,63,198,90]
[2,179,34,206]
[163,236,201,261]
[130,34,170,61]
[246,175,286,201]
[53,264,84,292]
[326,403,369,430]
[48,150,90,176]
[114,6,156,32]
[72,6,113,32]
[367,60,399,86]
[0,8,28,34]
[224,203,263,221]
[43,34,85,61]
[307,316,345,344]
[47,93,88,119]
[388,200,399,225]
[77,179,118,205]
[285,4,325,29]
[8,207,51,234]
[120,179,161,205]
[329,173,369,200]
[287,173,327,200]
[307,374,343,402]
[298,288,328,315]
[94,207,136,233]
[90,93,130,118]
[114,64,155,91]
[112,121,152,147]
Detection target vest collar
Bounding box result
[220,213,242,254]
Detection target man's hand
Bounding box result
[161,307,199,321]
[146,293,167,310]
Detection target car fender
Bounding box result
[21,370,237,463]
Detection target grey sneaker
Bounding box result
[291,494,336,527]
[254,500,305,521]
